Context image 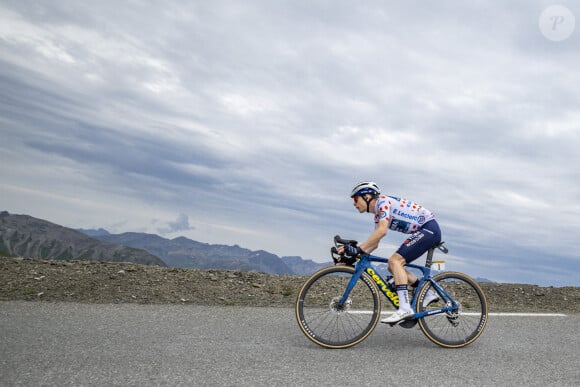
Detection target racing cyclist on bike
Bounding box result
[338,181,441,324]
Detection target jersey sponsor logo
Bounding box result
[404,232,424,247]
[390,219,411,233]
[393,209,426,224]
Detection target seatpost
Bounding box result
[425,247,434,268]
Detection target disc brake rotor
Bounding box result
[329,296,352,314]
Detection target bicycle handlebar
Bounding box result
[331,235,357,256]
[333,235,358,247]
[330,235,360,264]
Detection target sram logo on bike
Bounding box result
[366,268,399,307]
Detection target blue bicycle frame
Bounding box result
[338,246,458,319]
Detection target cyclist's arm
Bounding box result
[360,219,388,253]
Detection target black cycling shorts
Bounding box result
[396,220,442,263]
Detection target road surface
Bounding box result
[1,302,578,386]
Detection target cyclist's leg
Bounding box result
[406,270,419,286]
[382,253,414,323]
[396,220,442,266]
[392,221,441,284]
[386,257,418,286]
[383,221,442,323]
[387,252,408,285]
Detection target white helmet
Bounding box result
[350,181,381,198]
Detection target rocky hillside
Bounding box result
[1,256,579,313]
[0,212,165,266]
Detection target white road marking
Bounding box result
[486,312,567,317]
[347,311,567,317]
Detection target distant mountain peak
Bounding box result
[76,228,110,237]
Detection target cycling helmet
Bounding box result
[350,181,381,198]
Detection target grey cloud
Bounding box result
[158,213,194,235]
[1,1,579,285]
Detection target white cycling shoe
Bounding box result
[381,309,414,324]
[423,290,440,307]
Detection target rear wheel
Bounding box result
[416,271,488,348]
[295,266,381,349]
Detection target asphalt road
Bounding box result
[1,302,578,386]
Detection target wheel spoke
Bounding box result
[417,272,488,348]
[295,266,381,348]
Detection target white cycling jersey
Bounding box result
[374,195,435,234]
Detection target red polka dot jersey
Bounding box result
[374,195,435,234]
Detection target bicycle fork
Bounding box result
[338,264,366,307]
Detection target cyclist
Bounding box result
[338,181,441,324]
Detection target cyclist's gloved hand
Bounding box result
[343,244,363,257]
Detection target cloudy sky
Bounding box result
[1,1,579,286]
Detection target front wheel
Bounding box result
[295,266,381,349]
[416,271,488,348]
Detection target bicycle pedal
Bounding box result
[380,318,399,327]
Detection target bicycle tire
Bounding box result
[416,271,488,348]
[295,266,381,349]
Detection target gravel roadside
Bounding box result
[1,256,579,313]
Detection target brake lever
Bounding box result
[330,246,341,259]
[330,246,346,264]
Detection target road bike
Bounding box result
[295,236,488,349]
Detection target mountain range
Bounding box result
[0,211,327,275]
[0,211,165,266]
[0,211,494,281]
